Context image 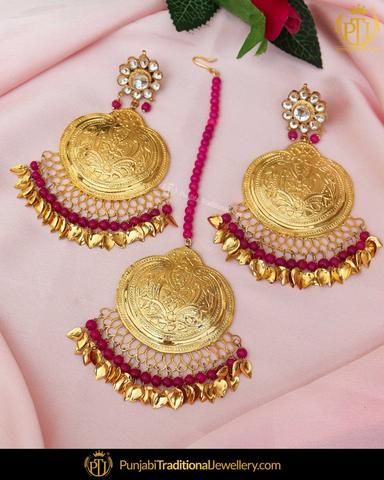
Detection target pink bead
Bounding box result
[307,261,318,272]
[46,193,56,204]
[96,339,108,351]
[183,231,192,239]
[187,199,196,207]
[112,99,121,109]
[120,221,129,231]
[185,206,194,215]
[184,214,193,223]
[85,319,97,330]
[297,259,308,270]
[265,253,276,264]
[130,216,139,226]
[103,349,114,360]
[53,201,63,213]
[110,221,120,231]
[30,161,39,171]
[113,355,124,366]
[275,257,287,267]
[237,347,248,359]
[173,377,183,387]
[207,369,217,380]
[338,250,348,261]
[226,358,235,368]
[162,377,174,388]
[249,241,258,251]
[221,213,231,223]
[288,130,298,141]
[130,368,140,379]
[356,240,365,250]
[35,178,45,188]
[310,133,320,144]
[203,132,212,140]
[88,219,98,230]
[254,248,265,260]
[151,375,162,387]
[68,212,79,224]
[185,374,195,386]
[196,372,207,383]
[240,239,249,249]
[140,213,151,223]
[31,171,41,180]
[39,187,48,198]
[318,258,330,269]
[287,258,297,269]
[235,229,244,240]
[150,208,160,217]
[99,220,110,230]
[79,217,89,228]
[162,204,173,215]
[141,102,151,113]
[330,256,340,267]
[140,372,151,384]
[212,76,221,85]
[61,208,69,218]
[347,245,357,255]
[120,364,131,373]
[360,231,370,241]
[228,222,237,234]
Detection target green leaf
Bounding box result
[255,37,268,55]
[272,0,322,68]
[166,0,219,32]
[237,25,265,58]
[216,0,263,26]
[216,0,266,57]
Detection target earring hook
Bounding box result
[192,56,220,76]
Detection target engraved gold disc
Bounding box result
[243,141,354,237]
[116,247,234,354]
[59,108,169,200]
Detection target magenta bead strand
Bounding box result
[183,75,221,241]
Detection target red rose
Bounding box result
[251,0,302,41]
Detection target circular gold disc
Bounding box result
[243,141,354,237]
[59,109,169,200]
[116,247,234,354]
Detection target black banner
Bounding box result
[0,449,381,479]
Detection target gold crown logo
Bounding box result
[93,451,106,458]
[351,4,367,15]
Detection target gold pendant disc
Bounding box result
[60,109,169,200]
[116,247,234,353]
[243,141,354,237]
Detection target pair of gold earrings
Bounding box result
[11,52,380,410]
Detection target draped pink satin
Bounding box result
[0,0,383,448]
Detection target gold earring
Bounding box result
[209,84,381,289]
[11,51,176,250]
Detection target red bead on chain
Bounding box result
[183,75,221,242]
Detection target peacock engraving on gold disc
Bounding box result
[116,247,234,354]
[243,141,354,237]
[59,109,169,200]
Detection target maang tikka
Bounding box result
[209,84,381,289]
[11,51,175,250]
[67,57,252,410]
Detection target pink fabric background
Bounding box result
[1,0,383,448]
